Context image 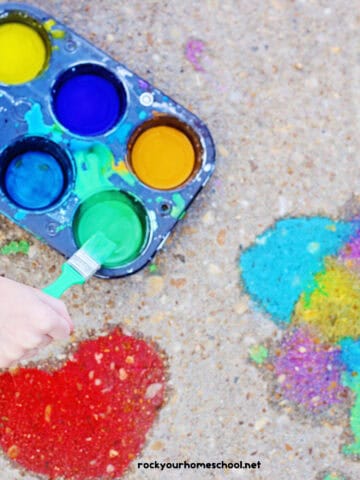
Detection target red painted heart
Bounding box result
[0,328,166,479]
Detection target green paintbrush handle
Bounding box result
[43,263,86,298]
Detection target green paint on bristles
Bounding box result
[80,231,117,265]
[1,240,30,255]
[249,345,268,365]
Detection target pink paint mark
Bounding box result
[185,39,206,72]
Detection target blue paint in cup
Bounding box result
[5,151,65,210]
[52,64,126,136]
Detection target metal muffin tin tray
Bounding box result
[0,2,215,278]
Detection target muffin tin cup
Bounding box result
[73,190,150,270]
[0,9,52,85]
[52,63,128,137]
[0,136,73,211]
[127,116,203,191]
[0,3,216,278]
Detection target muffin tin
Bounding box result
[0,3,215,278]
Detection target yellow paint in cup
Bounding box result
[130,126,196,190]
[0,22,48,85]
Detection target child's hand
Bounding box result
[0,277,73,368]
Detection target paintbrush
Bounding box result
[43,232,117,298]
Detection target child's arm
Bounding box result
[0,276,73,368]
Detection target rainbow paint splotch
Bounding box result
[240,216,360,456]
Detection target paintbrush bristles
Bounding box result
[67,250,100,279]
[67,232,117,279]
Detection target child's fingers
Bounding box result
[0,357,11,369]
[0,352,12,368]
[21,332,52,350]
[33,290,74,332]
[35,305,71,339]
[9,336,52,365]
[0,342,25,365]
[37,334,52,348]
[45,315,71,340]
[19,345,44,361]
[20,332,46,349]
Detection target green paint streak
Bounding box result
[171,193,186,219]
[1,240,30,255]
[52,124,63,133]
[73,144,139,197]
[56,224,67,233]
[121,173,136,186]
[112,160,136,186]
[249,345,268,365]
[341,372,360,455]
[323,475,346,480]
[149,264,158,273]
[74,144,115,200]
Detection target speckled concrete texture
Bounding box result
[0,0,359,479]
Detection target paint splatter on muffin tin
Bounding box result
[0,3,215,278]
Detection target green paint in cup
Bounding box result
[73,190,148,268]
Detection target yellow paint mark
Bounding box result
[51,29,65,39]
[43,19,56,31]
[43,19,65,39]
[112,160,129,174]
[131,126,195,189]
[109,449,119,458]
[326,224,337,232]
[44,404,52,423]
[294,258,360,343]
[0,23,47,84]
[7,445,19,459]
[330,46,341,54]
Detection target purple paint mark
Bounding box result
[138,79,150,90]
[339,228,360,265]
[274,327,348,412]
[185,39,206,72]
